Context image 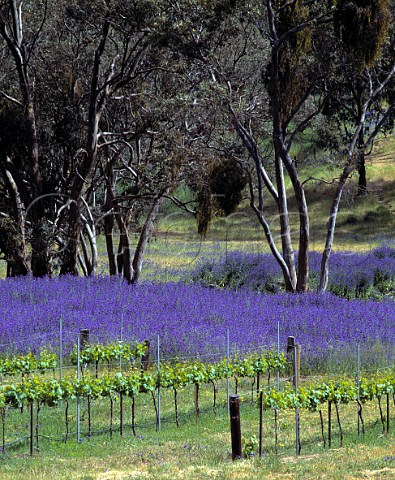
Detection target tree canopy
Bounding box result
[0,0,393,291]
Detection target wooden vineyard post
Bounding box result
[229,394,242,460]
[259,390,263,457]
[80,329,90,349]
[295,344,301,390]
[30,402,34,456]
[287,337,301,389]
[141,340,150,371]
[294,343,301,456]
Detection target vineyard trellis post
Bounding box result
[229,394,242,460]
[277,320,280,391]
[30,402,34,456]
[287,337,295,381]
[259,390,263,457]
[386,393,390,434]
[59,316,63,407]
[294,342,301,456]
[119,313,123,372]
[357,344,361,436]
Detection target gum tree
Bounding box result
[0,0,51,276]
[171,0,394,292]
[318,0,394,291]
[0,0,194,280]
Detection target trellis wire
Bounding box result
[1,341,395,459]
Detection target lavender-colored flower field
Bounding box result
[189,244,395,298]
[0,274,394,373]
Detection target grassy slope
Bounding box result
[0,137,393,278]
[197,135,395,252]
[302,136,395,251]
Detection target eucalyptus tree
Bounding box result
[169,0,394,292]
[167,0,333,291]
[0,103,30,276]
[57,1,172,275]
[98,66,195,284]
[0,0,196,279]
[0,0,53,276]
[318,0,394,291]
[316,0,393,196]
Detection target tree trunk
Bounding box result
[0,6,49,277]
[0,162,29,276]
[131,193,166,284]
[60,19,110,275]
[60,202,81,275]
[357,152,367,195]
[105,213,117,275]
[274,152,297,291]
[116,213,132,283]
[104,161,117,275]
[232,112,294,290]
[281,149,309,292]
[319,162,355,292]
[30,220,51,277]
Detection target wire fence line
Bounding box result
[0,338,394,459]
[1,318,395,382]
[1,318,395,458]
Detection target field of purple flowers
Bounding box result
[189,244,395,298]
[1,243,394,374]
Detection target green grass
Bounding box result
[152,135,394,254]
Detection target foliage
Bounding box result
[272,0,313,123]
[0,349,286,406]
[0,273,394,373]
[1,358,394,414]
[242,434,259,458]
[334,0,391,69]
[69,341,148,367]
[0,350,57,377]
[209,157,248,216]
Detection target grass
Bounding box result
[151,135,394,254]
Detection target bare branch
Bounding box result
[0,89,22,105]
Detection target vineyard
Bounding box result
[1,341,395,460]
